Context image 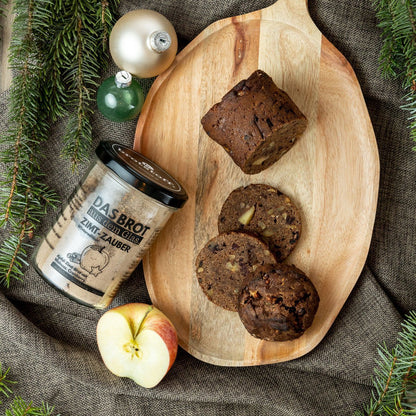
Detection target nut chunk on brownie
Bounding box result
[195,231,277,311]
[238,264,319,341]
[201,69,307,174]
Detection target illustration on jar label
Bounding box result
[67,245,110,277]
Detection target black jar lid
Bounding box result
[95,141,188,209]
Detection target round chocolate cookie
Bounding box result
[238,264,319,341]
[195,231,277,311]
[218,184,301,261]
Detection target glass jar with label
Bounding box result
[33,141,187,309]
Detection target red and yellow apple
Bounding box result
[96,303,178,388]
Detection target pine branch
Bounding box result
[4,397,58,416]
[0,364,58,416]
[0,0,8,20]
[0,0,118,285]
[373,0,416,149]
[0,363,16,405]
[0,0,59,287]
[0,1,65,285]
[100,0,112,51]
[36,1,70,122]
[356,311,416,416]
[35,0,120,169]
[61,2,97,168]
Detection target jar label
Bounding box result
[35,162,172,307]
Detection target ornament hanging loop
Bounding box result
[149,31,172,53]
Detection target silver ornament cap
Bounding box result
[149,31,172,53]
[115,70,132,88]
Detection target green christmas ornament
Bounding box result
[97,71,144,122]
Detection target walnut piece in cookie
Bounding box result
[238,264,319,341]
[195,231,277,311]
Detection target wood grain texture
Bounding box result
[134,0,379,366]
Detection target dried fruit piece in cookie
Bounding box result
[218,184,302,261]
[238,264,319,341]
[195,231,277,311]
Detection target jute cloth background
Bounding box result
[0,0,415,415]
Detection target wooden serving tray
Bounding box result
[134,0,379,366]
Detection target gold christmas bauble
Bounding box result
[109,9,178,78]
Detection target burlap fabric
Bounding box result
[0,0,414,415]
